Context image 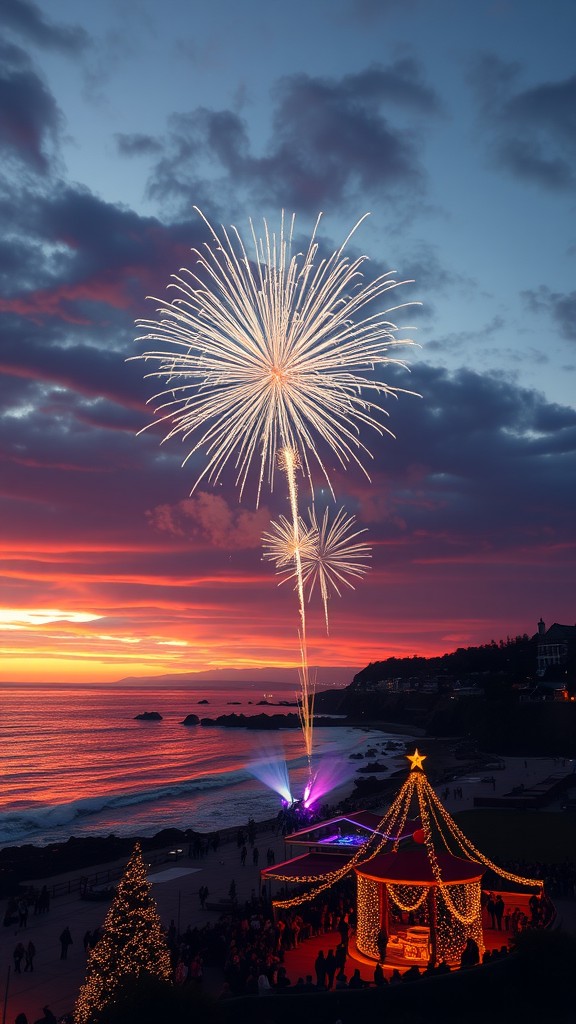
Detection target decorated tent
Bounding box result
[355,846,484,965]
[263,750,545,966]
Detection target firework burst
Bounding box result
[132,209,417,769]
[133,208,418,502]
[263,505,371,634]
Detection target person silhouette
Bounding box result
[59,926,73,960]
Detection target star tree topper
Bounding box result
[407,748,427,771]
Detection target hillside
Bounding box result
[313,633,576,756]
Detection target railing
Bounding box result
[19,848,173,902]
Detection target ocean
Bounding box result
[1,684,411,849]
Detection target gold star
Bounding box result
[406,748,427,771]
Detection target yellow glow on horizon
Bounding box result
[0,645,320,685]
[0,608,103,627]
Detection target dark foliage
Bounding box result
[93,975,223,1024]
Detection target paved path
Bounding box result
[431,754,573,814]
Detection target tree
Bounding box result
[74,843,172,1024]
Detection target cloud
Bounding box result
[115,133,164,158]
[0,182,199,332]
[144,62,440,217]
[0,39,62,172]
[469,55,576,191]
[1,0,89,54]
[522,286,576,342]
[359,363,576,556]
[1,183,572,570]
[146,493,271,549]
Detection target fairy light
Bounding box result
[74,843,172,1024]
[388,884,428,913]
[356,876,381,959]
[425,782,544,889]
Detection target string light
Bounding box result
[356,876,381,959]
[388,885,428,914]
[425,782,544,889]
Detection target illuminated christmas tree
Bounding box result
[74,843,172,1024]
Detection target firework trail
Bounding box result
[133,209,417,765]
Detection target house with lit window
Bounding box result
[534,619,576,678]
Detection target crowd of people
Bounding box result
[497,858,576,899]
[160,810,574,1000]
[161,875,527,1000]
[165,882,361,998]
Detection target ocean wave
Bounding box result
[0,724,406,847]
[0,767,256,846]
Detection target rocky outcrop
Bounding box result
[198,713,346,730]
[181,714,200,726]
[134,711,162,721]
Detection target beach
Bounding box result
[1,683,416,850]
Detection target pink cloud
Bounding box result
[146,492,271,549]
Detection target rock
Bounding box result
[134,711,162,721]
[357,761,388,773]
[181,714,200,726]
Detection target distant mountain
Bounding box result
[116,666,358,688]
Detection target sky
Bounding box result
[1,0,575,686]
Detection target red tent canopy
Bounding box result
[261,852,350,881]
[356,846,484,886]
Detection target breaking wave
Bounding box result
[0,767,257,845]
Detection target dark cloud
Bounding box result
[0,182,200,318]
[0,185,214,436]
[0,39,62,172]
[505,73,576,146]
[145,62,439,216]
[1,0,89,54]
[397,242,470,298]
[358,364,576,555]
[497,137,573,190]
[425,316,507,361]
[469,56,576,191]
[261,65,433,208]
[522,285,576,342]
[0,178,572,594]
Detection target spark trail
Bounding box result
[278,446,314,759]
